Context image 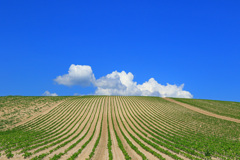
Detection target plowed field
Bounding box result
[0,96,240,160]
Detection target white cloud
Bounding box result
[42,91,58,96]
[95,71,193,98]
[94,71,140,96]
[54,64,193,98]
[54,64,95,86]
[137,78,193,98]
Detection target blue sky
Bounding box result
[0,1,239,101]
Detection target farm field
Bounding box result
[173,98,240,120]
[0,96,240,160]
[0,96,71,130]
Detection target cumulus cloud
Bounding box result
[42,91,58,96]
[54,64,95,86]
[95,71,193,98]
[95,71,140,96]
[54,64,193,98]
[137,78,193,98]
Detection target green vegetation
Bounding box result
[23,151,32,158]
[113,98,148,160]
[67,98,104,160]
[86,100,104,160]
[110,99,131,160]
[0,96,239,159]
[173,98,240,119]
[107,99,113,160]
[132,96,240,159]
[0,96,70,130]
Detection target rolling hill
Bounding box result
[0,96,239,160]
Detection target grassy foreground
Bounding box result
[0,96,239,159]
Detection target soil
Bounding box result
[111,97,142,160]
[107,97,125,160]
[116,97,173,160]
[164,98,240,123]
[92,97,108,160]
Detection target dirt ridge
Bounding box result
[164,98,240,123]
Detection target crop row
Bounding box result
[1,96,240,159]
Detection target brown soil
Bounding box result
[164,98,240,123]
[135,98,191,137]
[107,97,125,160]
[92,97,108,160]
[19,100,82,154]
[0,97,70,131]
[32,99,95,158]
[75,98,104,160]
[116,97,173,160]
[44,98,98,159]
[60,98,103,160]
[111,97,142,160]
[3,96,233,160]
[27,99,78,130]
[122,97,190,160]
[14,100,65,128]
